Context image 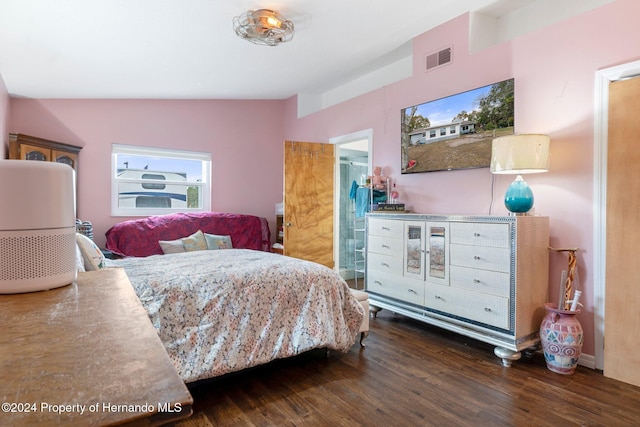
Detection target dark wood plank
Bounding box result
[181,310,640,426]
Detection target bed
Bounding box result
[101,249,364,383]
[84,212,364,382]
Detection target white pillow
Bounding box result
[76,243,86,273]
[159,230,210,254]
[182,230,208,252]
[204,233,233,250]
[76,233,105,271]
[158,239,186,254]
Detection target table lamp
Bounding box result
[490,134,550,214]
[0,160,77,293]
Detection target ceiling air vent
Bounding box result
[425,47,452,71]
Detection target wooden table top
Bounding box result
[0,268,193,426]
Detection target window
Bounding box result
[430,130,436,138]
[111,144,211,216]
[440,128,446,136]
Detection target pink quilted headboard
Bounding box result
[105,212,271,257]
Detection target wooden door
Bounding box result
[284,141,335,268]
[604,77,640,387]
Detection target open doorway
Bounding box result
[330,130,372,289]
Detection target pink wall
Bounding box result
[8,99,285,247]
[0,74,8,156]
[284,0,640,357]
[4,0,638,360]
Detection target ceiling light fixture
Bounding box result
[233,9,294,46]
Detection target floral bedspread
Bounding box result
[106,249,364,383]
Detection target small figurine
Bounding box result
[369,166,386,190]
[390,183,399,204]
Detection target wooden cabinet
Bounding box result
[8,133,81,172]
[366,213,549,366]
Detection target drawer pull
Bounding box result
[381,262,389,267]
[484,307,492,312]
[382,226,390,231]
[434,295,443,300]
[474,255,481,260]
[374,280,382,286]
[473,279,481,283]
[408,289,417,294]
[381,244,390,249]
[474,232,481,237]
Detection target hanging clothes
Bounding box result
[349,180,359,200]
[355,187,370,217]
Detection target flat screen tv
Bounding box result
[401,78,514,174]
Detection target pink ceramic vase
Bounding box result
[540,302,584,375]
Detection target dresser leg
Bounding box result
[494,347,522,367]
[523,344,540,359]
[370,305,382,318]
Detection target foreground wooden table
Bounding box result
[0,268,193,426]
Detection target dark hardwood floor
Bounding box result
[180,309,640,427]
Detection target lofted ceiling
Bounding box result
[0,0,606,100]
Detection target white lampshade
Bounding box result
[0,160,77,293]
[490,134,550,174]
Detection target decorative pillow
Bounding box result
[76,233,105,270]
[205,233,233,250]
[158,239,186,254]
[182,230,208,252]
[76,243,86,273]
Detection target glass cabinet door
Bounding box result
[53,149,77,169]
[425,222,449,286]
[404,221,425,280]
[404,221,449,284]
[21,144,50,162]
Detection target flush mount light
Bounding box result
[233,9,294,46]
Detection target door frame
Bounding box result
[329,129,373,274]
[593,59,640,370]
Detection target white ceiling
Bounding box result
[0,0,608,100]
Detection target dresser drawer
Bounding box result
[368,234,403,256]
[424,285,510,329]
[450,222,510,248]
[368,218,404,238]
[367,270,424,306]
[450,244,510,273]
[367,252,403,275]
[450,265,510,297]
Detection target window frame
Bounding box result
[111,144,211,217]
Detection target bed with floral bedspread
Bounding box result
[106,249,364,383]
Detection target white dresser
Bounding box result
[366,213,549,366]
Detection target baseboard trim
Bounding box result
[578,352,596,369]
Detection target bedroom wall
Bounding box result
[8,99,285,248]
[0,73,8,157]
[284,0,640,359]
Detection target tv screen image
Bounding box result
[401,78,514,174]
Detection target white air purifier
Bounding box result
[0,160,77,293]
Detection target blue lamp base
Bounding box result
[504,175,534,214]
